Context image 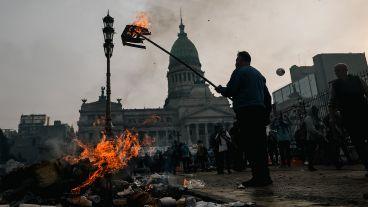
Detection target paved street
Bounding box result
[179,165,368,207]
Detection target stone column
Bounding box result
[195,124,199,144]
[186,125,191,145]
[154,131,159,146]
[204,123,209,147]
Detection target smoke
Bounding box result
[44,138,69,159]
[1,0,368,129]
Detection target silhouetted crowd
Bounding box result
[137,57,368,186]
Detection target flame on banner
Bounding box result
[132,12,150,29]
[130,12,150,35]
[64,129,140,194]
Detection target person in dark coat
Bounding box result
[323,112,351,169]
[215,51,272,187]
[272,113,292,167]
[329,63,368,176]
[196,140,208,171]
[210,124,232,174]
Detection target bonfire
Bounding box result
[64,129,140,194]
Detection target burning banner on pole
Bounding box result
[121,12,151,49]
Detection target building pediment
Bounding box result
[181,106,233,120]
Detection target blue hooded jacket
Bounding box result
[220,66,271,112]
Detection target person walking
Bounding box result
[272,113,292,167]
[329,63,368,176]
[323,112,350,169]
[180,143,191,173]
[216,51,272,187]
[304,106,325,171]
[267,129,279,166]
[210,124,232,174]
[196,140,208,171]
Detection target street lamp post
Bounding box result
[102,11,114,207]
[103,11,114,139]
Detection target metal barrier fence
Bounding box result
[296,69,368,119]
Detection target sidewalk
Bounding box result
[180,165,368,207]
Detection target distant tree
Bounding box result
[0,129,10,163]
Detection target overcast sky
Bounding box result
[1,0,368,129]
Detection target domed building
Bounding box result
[78,17,234,147]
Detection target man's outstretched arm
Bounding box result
[216,70,240,97]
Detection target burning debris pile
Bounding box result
[0,162,252,207]
[64,129,140,194]
[0,128,251,206]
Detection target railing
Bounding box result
[284,69,368,119]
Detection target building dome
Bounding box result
[168,19,201,69]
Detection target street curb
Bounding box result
[185,189,237,204]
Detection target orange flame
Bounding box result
[132,12,150,29]
[65,129,140,194]
[183,178,190,188]
[129,12,150,35]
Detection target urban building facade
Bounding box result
[274,53,368,108]
[10,115,74,164]
[290,53,368,93]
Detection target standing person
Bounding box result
[216,51,272,187]
[304,106,325,171]
[163,147,174,173]
[323,112,349,169]
[171,141,180,175]
[294,119,307,164]
[196,140,208,171]
[210,124,232,174]
[180,143,191,173]
[267,129,279,166]
[329,63,368,176]
[272,113,292,167]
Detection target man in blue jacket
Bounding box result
[216,51,272,187]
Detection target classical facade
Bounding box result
[77,87,124,144]
[78,18,234,147]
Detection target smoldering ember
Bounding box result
[2,1,368,207]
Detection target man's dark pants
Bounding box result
[278,140,291,166]
[215,151,231,174]
[236,106,271,181]
[342,108,368,169]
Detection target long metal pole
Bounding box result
[105,51,113,207]
[138,34,217,88]
[105,53,112,138]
